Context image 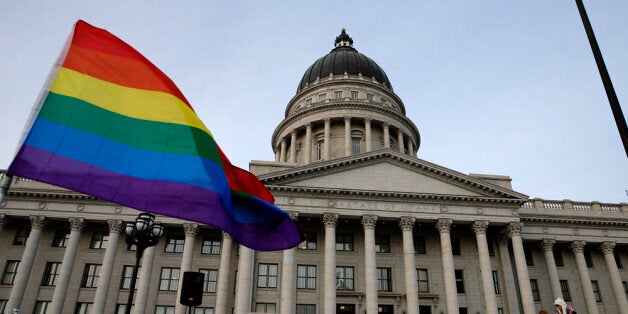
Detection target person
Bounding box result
[554,298,577,314]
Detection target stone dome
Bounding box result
[297,29,392,92]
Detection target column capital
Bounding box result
[324,117,331,123]
[221,230,232,240]
[472,220,489,235]
[69,217,86,232]
[399,217,415,232]
[541,238,556,252]
[382,122,389,128]
[288,211,299,221]
[344,116,352,122]
[436,218,453,234]
[364,117,372,123]
[361,215,378,230]
[599,241,615,255]
[107,219,123,234]
[569,240,586,253]
[30,215,46,230]
[323,213,339,228]
[183,223,199,236]
[507,222,523,236]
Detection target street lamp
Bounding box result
[124,213,164,314]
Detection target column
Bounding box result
[365,118,372,152]
[175,224,199,314]
[599,242,628,310]
[541,239,562,300]
[498,235,519,314]
[362,215,378,314]
[234,246,255,313]
[133,246,156,314]
[323,213,338,314]
[50,217,85,314]
[0,214,6,237]
[280,138,287,162]
[407,138,414,156]
[6,215,46,312]
[305,124,312,165]
[215,232,233,314]
[344,117,352,156]
[280,212,299,314]
[472,221,497,314]
[397,129,405,153]
[289,130,297,163]
[436,218,459,314]
[324,118,331,160]
[383,123,390,148]
[400,217,418,314]
[93,219,123,314]
[508,222,535,314]
[569,241,599,314]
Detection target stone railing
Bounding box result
[520,197,627,220]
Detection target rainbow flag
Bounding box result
[7,20,302,251]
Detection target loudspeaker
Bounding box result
[180,271,204,307]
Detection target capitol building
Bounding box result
[0,30,626,314]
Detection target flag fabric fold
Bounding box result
[7,20,302,251]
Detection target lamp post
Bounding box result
[124,213,164,314]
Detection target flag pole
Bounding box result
[0,173,13,206]
[575,0,628,157]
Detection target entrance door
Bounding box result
[336,304,355,314]
[418,305,432,314]
[378,305,394,314]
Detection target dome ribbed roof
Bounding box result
[297,29,392,92]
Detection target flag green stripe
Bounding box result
[39,92,222,164]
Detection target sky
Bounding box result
[0,1,626,203]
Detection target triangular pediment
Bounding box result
[259,150,527,200]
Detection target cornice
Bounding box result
[260,150,527,200]
[520,215,627,227]
[5,189,106,205]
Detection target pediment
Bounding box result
[259,150,527,200]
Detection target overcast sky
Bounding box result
[1,1,626,203]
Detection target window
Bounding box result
[159,267,180,291]
[296,304,316,314]
[336,266,354,291]
[34,301,50,314]
[257,263,278,288]
[375,235,390,253]
[492,270,500,294]
[488,238,495,256]
[75,302,93,314]
[120,265,140,289]
[316,140,324,161]
[42,262,62,286]
[592,280,602,302]
[90,231,108,249]
[155,305,175,314]
[305,98,311,106]
[451,237,461,255]
[366,93,374,101]
[82,264,101,288]
[52,228,70,247]
[555,249,565,267]
[336,233,354,251]
[351,138,361,155]
[530,279,540,301]
[13,228,29,245]
[116,304,134,314]
[194,308,214,314]
[350,91,358,99]
[498,308,504,314]
[318,93,326,102]
[414,237,426,254]
[459,308,468,314]
[298,232,317,250]
[417,268,429,293]
[334,91,342,99]
[524,246,534,266]
[585,250,594,268]
[164,235,185,253]
[297,265,316,290]
[199,269,218,293]
[201,236,221,255]
[377,268,392,292]
[455,269,465,293]
[255,303,276,313]
[1,260,19,285]
[560,280,572,302]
